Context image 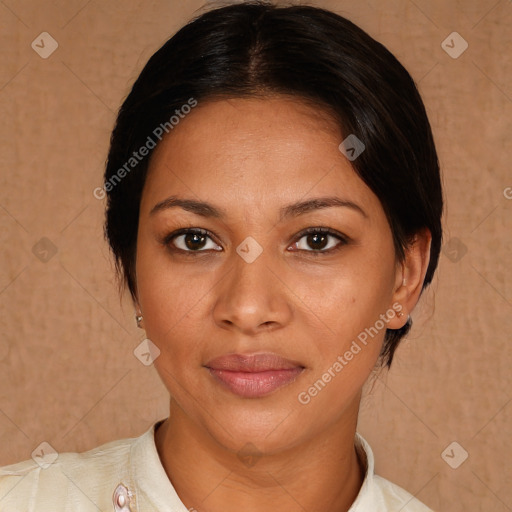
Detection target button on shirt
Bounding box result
[0,419,433,511]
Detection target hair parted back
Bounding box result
[104,0,443,367]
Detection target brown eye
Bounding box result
[291,228,347,253]
[166,229,222,252]
[183,232,208,250]
[304,232,330,250]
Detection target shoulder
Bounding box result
[350,433,434,512]
[0,435,136,512]
[371,474,434,511]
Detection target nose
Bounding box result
[212,244,293,335]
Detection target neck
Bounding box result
[155,399,365,512]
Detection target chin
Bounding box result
[198,402,310,456]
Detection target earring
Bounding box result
[135,313,143,329]
[397,311,404,318]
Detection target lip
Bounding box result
[205,353,305,398]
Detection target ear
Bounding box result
[387,228,432,329]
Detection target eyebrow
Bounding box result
[279,197,367,220]
[150,196,223,218]
[149,195,367,220]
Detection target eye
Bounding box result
[164,228,222,253]
[289,227,348,254]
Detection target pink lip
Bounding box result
[205,353,305,398]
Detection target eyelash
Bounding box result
[161,226,349,256]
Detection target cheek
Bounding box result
[293,267,393,414]
[295,252,396,340]
[138,270,211,352]
[136,262,210,395]
[135,237,211,353]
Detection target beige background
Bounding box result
[0,0,511,510]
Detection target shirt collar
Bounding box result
[349,432,380,510]
[129,418,188,512]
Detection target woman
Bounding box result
[0,1,442,511]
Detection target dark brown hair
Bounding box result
[103,1,443,366]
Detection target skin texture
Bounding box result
[134,96,431,512]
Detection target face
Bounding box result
[135,96,405,455]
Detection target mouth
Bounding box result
[204,353,305,398]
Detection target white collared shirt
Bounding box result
[0,419,433,511]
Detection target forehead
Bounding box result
[141,96,379,218]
